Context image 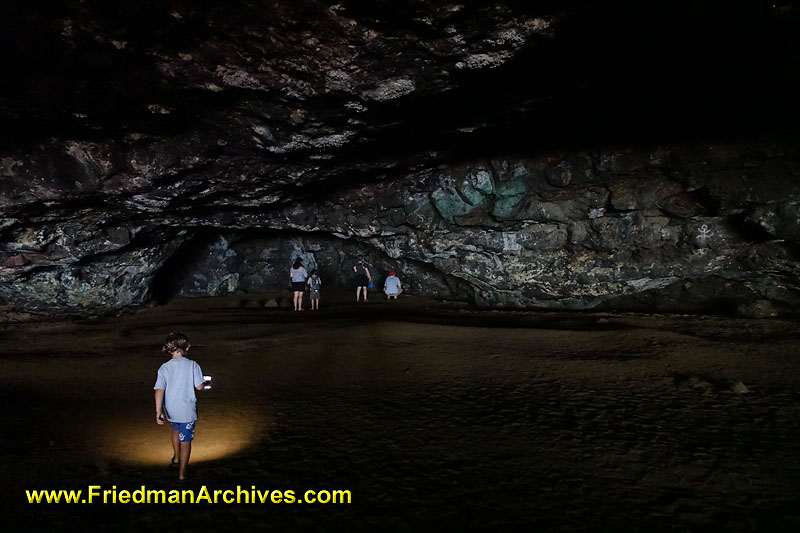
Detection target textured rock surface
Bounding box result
[1,1,799,314]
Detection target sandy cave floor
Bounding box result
[1,292,800,531]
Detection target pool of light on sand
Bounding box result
[2,296,800,531]
[96,407,273,465]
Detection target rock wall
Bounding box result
[163,231,468,301]
[1,1,798,316]
[3,138,798,316]
[219,139,800,314]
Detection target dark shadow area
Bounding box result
[1,0,798,154]
[3,299,800,531]
[689,186,722,217]
[726,212,777,243]
[149,229,211,304]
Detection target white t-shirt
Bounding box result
[290,267,308,282]
[384,275,402,294]
[154,357,204,423]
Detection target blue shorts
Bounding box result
[171,421,196,442]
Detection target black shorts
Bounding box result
[355,274,369,288]
[292,281,306,292]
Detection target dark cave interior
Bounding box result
[3,3,800,530]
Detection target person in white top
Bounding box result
[289,258,308,311]
[384,271,403,300]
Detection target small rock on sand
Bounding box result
[731,381,750,394]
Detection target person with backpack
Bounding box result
[307,269,322,310]
[353,255,372,302]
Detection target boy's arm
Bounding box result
[193,362,206,392]
[154,389,166,424]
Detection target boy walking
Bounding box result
[154,332,206,481]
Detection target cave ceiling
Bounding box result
[1,1,800,314]
[1,0,797,208]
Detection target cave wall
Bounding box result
[169,232,470,301]
[236,139,800,314]
[1,1,799,316]
[2,138,799,316]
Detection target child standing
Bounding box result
[154,332,207,481]
[307,269,322,310]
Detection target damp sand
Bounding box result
[2,294,800,531]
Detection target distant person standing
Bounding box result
[154,332,207,481]
[353,255,372,302]
[290,258,308,311]
[384,271,403,300]
[307,269,322,310]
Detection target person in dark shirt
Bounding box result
[353,255,372,302]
